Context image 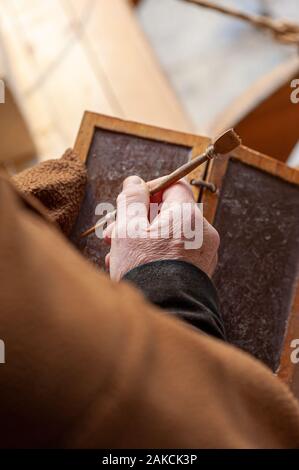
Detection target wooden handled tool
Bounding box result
[80,128,241,238]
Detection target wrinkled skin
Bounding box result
[104,175,220,281]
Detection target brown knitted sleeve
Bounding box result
[12,149,87,235]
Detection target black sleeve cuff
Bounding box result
[123,260,226,341]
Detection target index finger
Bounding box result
[117,175,149,220]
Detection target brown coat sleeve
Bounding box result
[1,172,299,449]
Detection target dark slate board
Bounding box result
[213,158,299,371]
[71,127,191,267]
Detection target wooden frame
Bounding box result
[202,147,299,395]
[203,145,299,223]
[74,111,211,200]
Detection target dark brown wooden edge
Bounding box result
[202,146,299,394]
[73,111,211,200]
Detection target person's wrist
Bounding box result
[120,254,202,280]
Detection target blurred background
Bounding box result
[0,0,298,172]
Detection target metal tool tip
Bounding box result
[213,128,241,155]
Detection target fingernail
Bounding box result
[123,176,143,187]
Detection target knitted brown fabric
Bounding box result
[12,149,87,235]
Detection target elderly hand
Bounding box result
[103,175,220,281]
